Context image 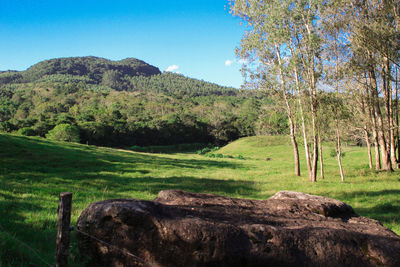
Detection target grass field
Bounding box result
[1,133,399,266]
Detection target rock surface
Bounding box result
[76,190,400,267]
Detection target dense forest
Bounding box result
[0,56,286,147]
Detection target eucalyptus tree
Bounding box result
[230,0,324,182]
[343,0,400,170]
[320,0,351,181]
[230,0,301,176]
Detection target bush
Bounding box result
[17,127,36,136]
[196,146,219,155]
[204,153,242,160]
[46,124,80,142]
[0,121,16,132]
[329,149,346,158]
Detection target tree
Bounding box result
[46,124,80,142]
[342,0,400,170]
[102,70,122,90]
[320,1,350,181]
[230,0,301,177]
[230,0,324,181]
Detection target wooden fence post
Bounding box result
[55,192,72,267]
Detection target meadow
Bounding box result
[0,133,399,266]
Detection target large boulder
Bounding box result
[76,190,400,267]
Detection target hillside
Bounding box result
[0,56,284,148]
[0,56,161,85]
[1,133,399,266]
[217,135,291,159]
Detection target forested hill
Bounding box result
[0,57,286,147]
[0,56,236,96]
[0,56,160,86]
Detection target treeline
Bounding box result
[0,57,288,147]
[129,72,239,97]
[231,0,400,181]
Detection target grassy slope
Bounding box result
[1,133,399,266]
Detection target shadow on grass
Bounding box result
[0,135,239,172]
[0,133,254,210]
[334,190,400,227]
[0,134,257,266]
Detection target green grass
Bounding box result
[0,133,399,266]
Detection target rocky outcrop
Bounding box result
[76,190,400,267]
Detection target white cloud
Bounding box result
[238,59,248,64]
[225,60,233,67]
[166,65,179,72]
[225,59,248,67]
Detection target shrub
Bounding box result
[17,127,36,136]
[196,146,220,155]
[46,124,80,142]
[329,149,346,158]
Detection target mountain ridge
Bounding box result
[0,56,161,85]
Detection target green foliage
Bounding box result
[17,127,36,136]
[129,72,238,97]
[196,146,220,155]
[0,56,282,147]
[0,71,23,84]
[46,124,80,142]
[0,57,275,147]
[204,152,244,160]
[0,121,16,132]
[20,56,161,84]
[102,70,122,89]
[257,109,288,135]
[37,74,93,84]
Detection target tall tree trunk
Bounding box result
[370,109,382,171]
[365,71,381,170]
[289,120,301,176]
[369,67,392,171]
[392,0,400,164]
[396,67,400,164]
[310,87,318,182]
[294,67,312,177]
[311,131,318,182]
[301,17,319,182]
[383,58,397,169]
[360,76,373,169]
[337,128,345,181]
[319,134,324,179]
[391,65,399,168]
[289,40,312,179]
[390,90,397,168]
[363,126,373,169]
[333,40,344,181]
[275,44,301,176]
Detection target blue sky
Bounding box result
[0,0,246,88]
